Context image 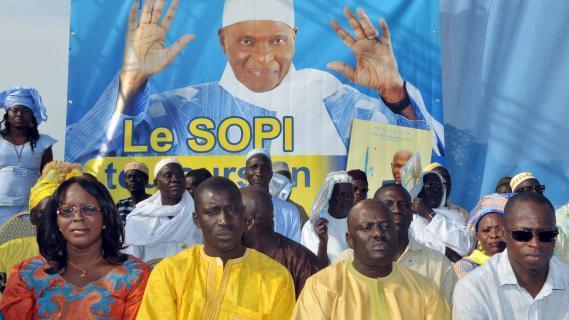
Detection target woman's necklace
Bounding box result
[12,143,25,166]
[5,134,27,167]
[67,256,103,279]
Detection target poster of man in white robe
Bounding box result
[65,0,445,209]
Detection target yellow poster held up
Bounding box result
[346,120,434,195]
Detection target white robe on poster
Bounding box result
[65,65,444,162]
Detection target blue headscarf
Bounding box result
[466,193,514,240]
[0,87,48,124]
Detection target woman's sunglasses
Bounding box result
[511,229,558,243]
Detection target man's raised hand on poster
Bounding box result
[118,0,195,113]
[328,7,416,119]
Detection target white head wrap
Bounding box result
[222,0,295,28]
[309,171,353,221]
[246,148,271,161]
[421,171,447,208]
[154,157,181,177]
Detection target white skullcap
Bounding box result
[154,158,181,177]
[246,148,271,161]
[331,172,353,184]
[510,172,536,191]
[222,0,295,28]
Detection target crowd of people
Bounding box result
[1,112,568,318]
[1,0,569,318]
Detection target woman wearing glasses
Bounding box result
[0,174,150,319]
[455,193,512,279]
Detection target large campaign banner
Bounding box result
[66,0,444,210]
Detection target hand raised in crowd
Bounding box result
[412,198,435,222]
[118,0,195,112]
[314,218,330,267]
[314,218,329,243]
[328,7,414,115]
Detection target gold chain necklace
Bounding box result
[67,256,103,279]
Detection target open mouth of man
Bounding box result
[249,68,277,78]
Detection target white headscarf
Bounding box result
[413,170,472,256]
[124,191,202,247]
[421,171,447,208]
[309,171,353,221]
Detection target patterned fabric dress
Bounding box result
[0,255,150,320]
[0,212,35,244]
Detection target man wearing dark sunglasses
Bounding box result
[453,192,569,319]
[510,171,545,194]
[411,171,473,263]
[347,169,369,204]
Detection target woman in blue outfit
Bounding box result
[0,87,56,225]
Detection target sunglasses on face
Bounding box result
[424,182,443,192]
[511,229,558,243]
[516,185,545,194]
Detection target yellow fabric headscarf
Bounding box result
[465,249,490,266]
[28,161,83,210]
[423,162,443,172]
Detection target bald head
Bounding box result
[240,186,274,220]
[391,150,413,183]
[240,186,275,243]
[504,192,555,225]
[392,149,413,163]
[374,183,411,203]
[194,176,242,210]
[347,199,393,233]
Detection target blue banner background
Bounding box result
[67,0,443,145]
[441,0,569,210]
